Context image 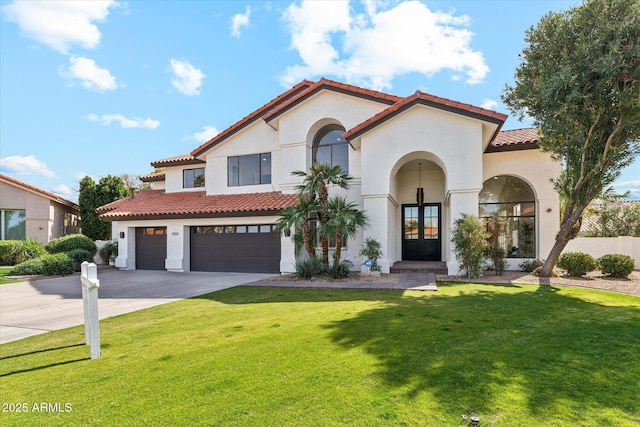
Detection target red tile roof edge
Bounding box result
[150,154,205,168]
[189,80,314,159]
[344,91,508,141]
[140,172,166,182]
[262,78,402,123]
[0,173,79,209]
[486,128,541,153]
[97,190,298,220]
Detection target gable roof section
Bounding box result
[150,154,204,168]
[344,90,508,142]
[0,173,78,209]
[97,189,297,221]
[140,171,166,182]
[262,78,403,124]
[189,80,314,159]
[486,128,540,152]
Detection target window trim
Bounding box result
[227,153,272,187]
[183,167,205,188]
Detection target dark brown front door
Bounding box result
[402,204,441,261]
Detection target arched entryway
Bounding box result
[391,156,446,262]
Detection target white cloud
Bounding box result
[281,0,489,90]
[614,180,640,199]
[193,126,220,143]
[61,56,118,92]
[88,113,160,129]
[1,0,117,54]
[52,184,73,198]
[231,6,251,38]
[170,59,205,96]
[0,155,55,178]
[74,172,96,181]
[480,99,498,110]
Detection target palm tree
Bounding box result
[324,196,368,264]
[275,194,317,259]
[292,163,352,264]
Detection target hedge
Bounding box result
[45,234,97,256]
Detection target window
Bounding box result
[1,210,26,240]
[308,220,347,249]
[313,124,348,173]
[479,176,536,258]
[192,225,275,234]
[228,153,271,186]
[183,168,205,188]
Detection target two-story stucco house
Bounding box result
[97,78,561,275]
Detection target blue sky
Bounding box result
[1,0,638,202]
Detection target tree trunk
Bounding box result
[334,230,342,263]
[300,223,315,258]
[321,236,330,265]
[539,202,588,277]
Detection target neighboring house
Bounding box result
[98,78,560,274]
[0,173,80,243]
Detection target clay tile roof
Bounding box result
[262,77,403,123]
[97,190,298,221]
[486,128,541,152]
[344,91,508,141]
[140,172,166,182]
[150,154,204,168]
[189,80,314,158]
[0,173,78,209]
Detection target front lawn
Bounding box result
[1,283,639,426]
[0,267,21,285]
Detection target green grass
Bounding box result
[1,283,639,426]
[0,267,21,285]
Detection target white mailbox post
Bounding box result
[80,261,101,359]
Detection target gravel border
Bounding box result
[437,270,640,297]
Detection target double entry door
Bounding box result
[402,204,441,261]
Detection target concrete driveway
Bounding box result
[0,269,272,344]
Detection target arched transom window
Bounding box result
[479,176,536,258]
[312,124,348,173]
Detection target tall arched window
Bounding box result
[479,176,536,258]
[312,124,348,173]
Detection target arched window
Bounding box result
[479,176,536,258]
[312,124,348,173]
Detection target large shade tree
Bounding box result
[502,0,640,276]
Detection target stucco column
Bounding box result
[363,195,395,273]
[280,231,296,274]
[446,189,480,275]
[114,225,135,270]
[165,225,188,272]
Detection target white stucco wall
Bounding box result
[564,236,640,269]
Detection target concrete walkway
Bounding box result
[0,269,273,344]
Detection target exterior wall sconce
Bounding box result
[283,227,291,237]
[416,162,424,207]
[119,232,125,239]
[546,208,552,213]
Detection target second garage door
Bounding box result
[190,225,280,273]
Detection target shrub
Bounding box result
[45,234,97,256]
[295,257,326,279]
[451,214,488,279]
[67,249,95,272]
[41,253,74,276]
[0,239,45,265]
[520,259,544,273]
[557,252,597,276]
[328,259,354,280]
[12,239,46,264]
[98,240,118,265]
[11,258,45,275]
[598,254,635,278]
[359,237,382,272]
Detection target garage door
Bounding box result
[191,225,280,273]
[136,227,167,270]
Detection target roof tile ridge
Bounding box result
[190,80,314,157]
